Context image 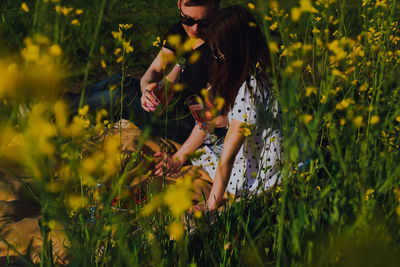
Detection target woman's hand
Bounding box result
[188,201,217,214]
[153,152,184,176]
[141,83,160,112]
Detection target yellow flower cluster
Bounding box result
[141,175,194,241]
[110,25,134,65]
[291,0,318,22]
[54,4,83,25]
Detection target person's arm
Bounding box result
[140,47,173,92]
[153,124,206,176]
[140,47,180,112]
[206,118,244,210]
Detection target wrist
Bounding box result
[206,199,217,210]
[173,152,186,165]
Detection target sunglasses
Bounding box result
[181,16,212,28]
[179,4,212,28]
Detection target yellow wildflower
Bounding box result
[55,5,74,16]
[268,42,279,53]
[101,60,107,69]
[344,67,355,75]
[116,56,124,63]
[164,177,192,217]
[270,21,278,31]
[224,242,232,250]
[301,114,313,124]
[49,44,62,56]
[123,41,134,53]
[359,82,369,92]
[111,30,123,41]
[173,83,184,92]
[312,28,320,34]
[300,0,318,12]
[103,135,121,177]
[306,65,312,74]
[67,195,88,210]
[305,87,316,96]
[26,103,57,157]
[331,69,347,80]
[119,24,133,30]
[194,210,202,219]
[183,37,197,52]
[291,7,302,22]
[188,51,201,64]
[167,34,182,49]
[248,2,255,10]
[100,46,106,54]
[153,36,162,47]
[21,38,40,62]
[370,115,380,125]
[214,96,225,111]
[365,189,374,201]
[21,2,29,12]
[336,98,355,110]
[353,116,363,127]
[75,9,83,15]
[114,48,121,55]
[109,85,117,91]
[141,196,161,216]
[291,60,303,68]
[241,127,252,137]
[168,221,184,241]
[71,19,80,25]
[78,105,89,116]
[53,101,68,133]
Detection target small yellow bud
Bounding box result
[370,115,380,125]
[248,2,255,10]
[49,44,62,56]
[21,2,29,12]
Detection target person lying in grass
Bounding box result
[154,5,282,211]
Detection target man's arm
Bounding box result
[140,47,173,92]
[140,47,182,111]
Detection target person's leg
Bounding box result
[64,73,123,115]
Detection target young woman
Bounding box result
[154,5,282,211]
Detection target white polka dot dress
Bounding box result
[192,77,282,195]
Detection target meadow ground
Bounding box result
[1,0,400,266]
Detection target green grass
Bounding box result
[1,0,400,266]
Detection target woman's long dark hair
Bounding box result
[207,5,271,114]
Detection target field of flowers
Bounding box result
[1,0,400,266]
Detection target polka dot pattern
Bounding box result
[192,77,282,195]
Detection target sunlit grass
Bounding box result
[0,0,400,266]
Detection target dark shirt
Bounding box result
[163,23,211,97]
[160,23,226,143]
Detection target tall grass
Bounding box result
[0,0,400,266]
